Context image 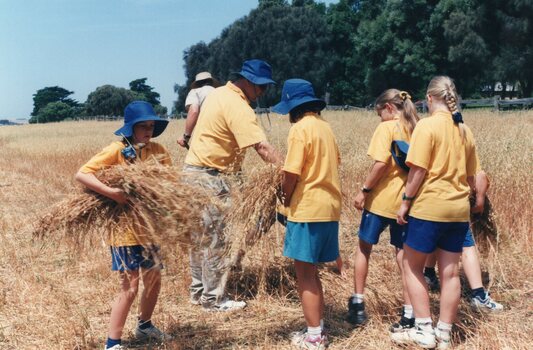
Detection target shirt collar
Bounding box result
[226,81,250,103]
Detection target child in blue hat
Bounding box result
[75,101,172,349]
[273,79,342,350]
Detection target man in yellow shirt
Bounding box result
[183,59,282,312]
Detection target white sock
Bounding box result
[437,320,452,332]
[351,293,364,304]
[319,319,324,331]
[403,304,413,319]
[307,326,322,337]
[415,317,433,331]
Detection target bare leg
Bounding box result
[138,268,162,321]
[402,245,430,318]
[354,240,373,294]
[395,248,411,307]
[295,260,322,327]
[425,251,437,269]
[108,271,140,340]
[462,246,483,290]
[437,249,462,323]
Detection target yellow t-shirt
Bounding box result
[184,81,267,173]
[79,140,172,246]
[364,118,410,219]
[406,110,478,222]
[283,113,342,222]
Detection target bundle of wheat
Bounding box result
[34,162,211,250]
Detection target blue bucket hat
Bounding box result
[234,59,276,85]
[272,79,326,115]
[114,101,169,138]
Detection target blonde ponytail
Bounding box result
[375,89,419,136]
[427,76,466,141]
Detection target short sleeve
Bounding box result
[79,143,121,173]
[185,90,199,109]
[226,103,266,149]
[367,123,392,163]
[406,121,432,170]
[283,127,306,176]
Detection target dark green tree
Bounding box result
[29,101,78,123]
[85,85,143,116]
[31,86,78,116]
[129,78,161,105]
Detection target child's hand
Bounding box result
[354,191,366,210]
[397,202,410,225]
[471,195,485,214]
[109,188,128,204]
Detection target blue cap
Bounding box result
[114,101,169,138]
[272,79,326,115]
[234,59,276,85]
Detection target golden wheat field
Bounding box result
[0,110,531,350]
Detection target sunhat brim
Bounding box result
[234,71,276,85]
[191,77,220,89]
[272,97,326,115]
[114,115,169,138]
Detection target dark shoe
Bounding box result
[424,271,440,292]
[390,316,415,333]
[347,297,368,326]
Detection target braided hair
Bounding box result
[427,76,466,141]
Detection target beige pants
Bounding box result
[182,165,231,306]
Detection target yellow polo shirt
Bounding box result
[364,118,410,219]
[79,140,172,246]
[283,113,342,222]
[406,111,478,222]
[184,81,267,173]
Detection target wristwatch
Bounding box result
[402,193,415,201]
[361,186,371,193]
[183,133,191,141]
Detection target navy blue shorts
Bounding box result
[358,210,404,248]
[463,228,475,247]
[404,216,469,254]
[283,221,339,264]
[110,245,162,271]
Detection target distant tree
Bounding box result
[85,85,143,116]
[31,86,78,116]
[129,78,161,105]
[153,104,168,116]
[29,101,77,123]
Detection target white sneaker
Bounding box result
[391,325,436,349]
[470,292,503,312]
[291,331,327,350]
[104,345,126,350]
[135,324,172,342]
[203,298,246,312]
[435,327,451,349]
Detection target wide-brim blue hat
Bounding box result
[114,101,169,138]
[272,79,326,115]
[234,59,276,85]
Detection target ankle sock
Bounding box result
[138,318,153,330]
[319,319,324,331]
[415,317,433,331]
[471,287,486,300]
[307,326,322,337]
[351,293,364,304]
[403,304,414,319]
[424,267,437,278]
[106,338,121,349]
[437,320,452,332]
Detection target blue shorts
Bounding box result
[463,228,475,247]
[110,245,162,271]
[404,216,469,254]
[358,210,404,248]
[283,221,339,264]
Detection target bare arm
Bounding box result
[254,140,283,166]
[397,165,427,225]
[75,171,128,204]
[177,104,200,148]
[471,171,489,214]
[354,161,388,210]
[281,171,299,207]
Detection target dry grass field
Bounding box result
[0,110,531,349]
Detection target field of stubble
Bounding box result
[0,110,531,349]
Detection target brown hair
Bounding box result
[426,76,466,140]
[375,89,419,135]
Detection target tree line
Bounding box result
[173,0,533,112]
[29,78,167,124]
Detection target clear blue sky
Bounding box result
[0,0,337,120]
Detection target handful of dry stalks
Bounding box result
[34,162,210,250]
